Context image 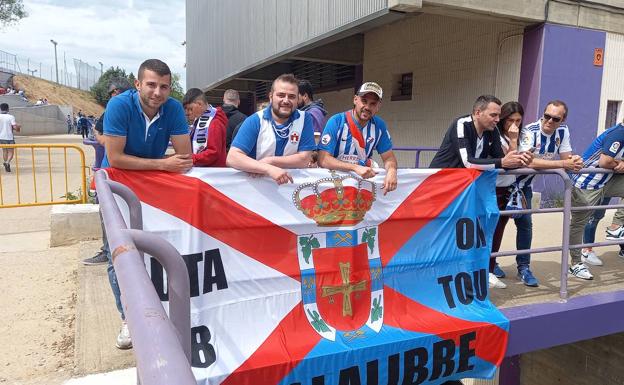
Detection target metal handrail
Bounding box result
[495,167,624,301]
[0,143,87,208]
[95,170,195,385]
[394,146,438,168]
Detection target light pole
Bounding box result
[50,39,59,83]
[98,61,103,77]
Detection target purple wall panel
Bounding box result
[519,24,606,204]
[518,24,544,123]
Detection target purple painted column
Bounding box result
[518,23,606,204]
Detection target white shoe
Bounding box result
[605,225,624,240]
[581,250,603,266]
[116,321,132,349]
[568,262,593,280]
[488,272,507,289]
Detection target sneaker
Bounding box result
[116,321,132,349]
[488,272,507,289]
[581,250,603,266]
[3,162,10,172]
[517,267,539,287]
[605,225,624,240]
[82,251,108,265]
[493,263,506,278]
[568,262,593,280]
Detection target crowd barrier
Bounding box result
[96,166,624,384]
[0,143,88,208]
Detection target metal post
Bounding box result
[50,39,59,83]
[99,61,103,77]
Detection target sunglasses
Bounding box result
[543,114,562,123]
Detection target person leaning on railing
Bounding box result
[569,121,624,280]
[493,100,583,288]
[429,95,533,290]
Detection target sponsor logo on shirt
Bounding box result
[610,141,620,153]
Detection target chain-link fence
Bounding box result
[0,49,101,91]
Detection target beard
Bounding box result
[272,103,293,120]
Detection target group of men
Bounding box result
[91,59,398,350]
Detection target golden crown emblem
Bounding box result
[293,171,376,227]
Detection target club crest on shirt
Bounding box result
[290,132,300,144]
[610,141,620,153]
[321,134,331,145]
[522,136,532,146]
[556,137,561,147]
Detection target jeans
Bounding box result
[100,209,125,320]
[512,185,533,269]
[583,196,610,243]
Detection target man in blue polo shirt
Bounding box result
[317,82,398,195]
[568,122,624,280]
[102,59,192,171]
[101,58,191,350]
[227,73,315,185]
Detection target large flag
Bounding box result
[106,167,509,385]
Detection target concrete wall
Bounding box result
[362,13,523,167]
[315,88,356,118]
[11,105,67,135]
[0,94,31,108]
[520,332,624,385]
[598,32,624,134]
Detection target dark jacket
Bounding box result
[222,104,247,151]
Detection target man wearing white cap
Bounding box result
[317,82,398,194]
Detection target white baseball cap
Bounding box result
[357,82,383,99]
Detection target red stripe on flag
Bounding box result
[221,303,321,385]
[383,285,507,365]
[105,169,300,280]
[379,168,480,267]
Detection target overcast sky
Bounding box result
[0,0,187,87]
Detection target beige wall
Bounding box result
[315,88,355,119]
[362,13,523,167]
[598,32,624,134]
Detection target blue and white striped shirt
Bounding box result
[515,119,573,188]
[572,124,624,190]
[318,111,392,166]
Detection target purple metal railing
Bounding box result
[95,170,195,385]
[393,146,438,168]
[494,167,624,301]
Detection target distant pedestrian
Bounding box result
[78,115,91,139]
[66,114,73,134]
[298,79,328,135]
[0,103,21,172]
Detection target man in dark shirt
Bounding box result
[222,89,247,151]
[430,95,531,169]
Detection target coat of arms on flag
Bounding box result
[105,167,509,385]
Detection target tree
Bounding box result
[90,67,132,106]
[170,73,184,102]
[0,0,27,27]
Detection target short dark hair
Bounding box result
[138,59,171,81]
[473,95,502,113]
[0,103,8,112]
[298,79,314,99]
[270,73,298,93]
[544,99,568,119]
[182,88,207,107]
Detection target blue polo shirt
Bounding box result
[101,89,188,167]
[231,107,316,159]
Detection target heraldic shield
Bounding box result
[294,171,383,341]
